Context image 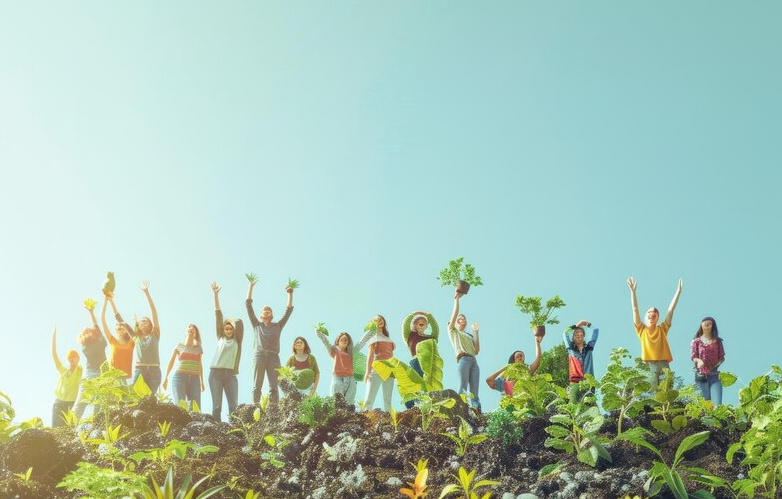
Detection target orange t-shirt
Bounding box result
[635,322,672,362]
[108,336,135,378]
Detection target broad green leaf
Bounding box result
[651,419,673,434]
[672,415,687,431]
[417,339,444,391]
[673,431,710,468]
[719,371,737,388]
[663,469,688,499]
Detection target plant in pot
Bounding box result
[437,257,483,295]
[514,294,566,337]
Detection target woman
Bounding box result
[72,303,108,419]
[486,336,542,395]
[209,282,244,421]
[51,327,82,427]
[363,315,396,411]
[404,311,439,378]
[101,291,134,383]
[113,280,162,394]
[690,316,725,405]
[447,292,481,411]
[286,337,319,397]
[315,328,373,406]
[162,324,204,408]
[563,320,599,404]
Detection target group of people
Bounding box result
[49,275,726,427]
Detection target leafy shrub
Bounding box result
[57,462,148,499]
[486,409,524,447]
[298,395,335,427]
[537,343,569,388]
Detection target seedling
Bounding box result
[245,273,259,284]
[437,257,484,287]
[157,420,171,438]
[440,417,488,457]
[287,277,300,289]
[83,298,98,311]
[315,322,329,336]
[514,295,566,328]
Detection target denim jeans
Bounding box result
[252,350,281,404]
[133,366,162,395]
[72,368,100,419]
[456,356,481,411]
[695,372,723,405]
[332,376,357,406]
[405,358,425,409]
[645,360,669,392]
[364,371,394,411]
[209,368,238,421]
[172,372,201,409]
[52,399,74,428]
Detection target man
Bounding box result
[563,320,599,403]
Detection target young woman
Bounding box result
[447,292,481,411]
[113,280,162,394]
[363,315,396,411]
[404,311,439,378]
[101,291,134,383]
[486,336,542,395]
[563,320,600,404]
[627,277,683,391]
[72,304,108,419]
[690,316,725,405]
[286,337,319,397]
[51,327,82,427]
[162,324,204,408]
[209,282,244,421]
[315,328,373,406]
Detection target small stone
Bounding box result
[516,494,540,499]
[386,477,403,487]
[559,472,572,483]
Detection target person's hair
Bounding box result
[135,316,152,335]
[694,316,720,339]
[187,324,201,345]
[66,349,80,360]
[78,327,100,345]
[410,314,428,333]
[457,314,466,322]
[508,350,525,364]
[573,327,585,336]
[376,315,390,337]
[292,336,311,354]
[335,332,353,353]
[219,319,236,339]
[649,307,660,315]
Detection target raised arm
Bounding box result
[627,277,641,327]
[109,293,135,338]
[485,365,508,390]
[212,282,223,338]
[472,322,480,354]
[100,294,117,343]
[663,278,683,326]
[51,327,63,371]
[277,287,294,330]
[315,330,334,355]
[285,285,293,308]
[529,336,543,375]
[563,327,574,349]
[447,291,462,331]
[141,280,160,337]
[354,329,375,352]
[245,276,261,328]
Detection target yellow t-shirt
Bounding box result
[54,360,83,402]
[636,322,672,362]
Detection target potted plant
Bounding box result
[437,258,484,295]
[514,294,566,337]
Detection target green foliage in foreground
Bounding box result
[134,466,225,499]
[486,409,524,447]
[298,394,335,427]
[57,462,148,499]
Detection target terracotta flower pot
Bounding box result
[455,280,471,295]
[534,325,546,338]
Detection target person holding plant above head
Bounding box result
[112,280,163,394]
[405,311,439,378]
[51,327,82,427]
[286,337,319,397]
[72,302,108,419]
[101,291,134,384]
[627,277,683,392]
[563,320,599,404]
[315,328,373,407]
[246,275,294,405]
[363,315,396,412]
[209,282,244,421]
[162,324,204,409]
[446,291,481,412]
[486,336,542,395]
[690,316,725,405]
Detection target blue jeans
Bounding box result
[72,368,100,419]
[52,399,74,428]
[645,360,669,392]
[405,358,425,409]
[209,368,238,420]
[172,372,201,408]
[252,350,281,404]
[456,356,481,411]
[133,366,162,395]
[332,376,357,406]
[695,372,723,405]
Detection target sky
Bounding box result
[1,1,780,423]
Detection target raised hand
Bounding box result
[471,322,479,333]
[677,278,683,292]
[626,277,637,291]
[285,286,294,294]
[140,280,150,293]
[211,282,221,294]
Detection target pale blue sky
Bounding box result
[1,2,780,422]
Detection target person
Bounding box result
[690,316,725,405]
[627,277,683,391]
[246,276,294,404]
[315,328,373,406]
[209,282,244,421]
[51,327,82,427]
[162,324,204,408]
[363,315,396,411]
[71,303,108,419]
[286,337,319,397]
[101,291,134,383]
[563,320,599,404]
[404,312,439,378]
[446,292,481,411]
[486,336,542,395]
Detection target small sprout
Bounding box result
[83,298,97,311]
[245,272,259,283]
[315,322,329,336]
[287,278,300,289]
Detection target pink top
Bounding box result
[690,337,725,375]
[329,348,353,378]
[370,340,395,361]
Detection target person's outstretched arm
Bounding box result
[212,282,223,338]
[663,278,683,326]
[162,348,178,390]
[277,286,294,329]
[141,280,160,337]
[627,277,641,327]
[52,327,63,371]
[245,276,261,328]
[529,336,543,375]
[108,292,135,338]
[447,291,462,331]
[486,365,507,390]
[315,330,334,355]
[100,294,117,344]
[354,329,375,352]
[472,323,480,354]
[364,343,376,383]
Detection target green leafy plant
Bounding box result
[82,362,144,429]
[486,409,524,447]
[537,343,570,388]
[57,462,148,499]
[298,394,336,428]
[129,439,219,468]
[14,467,33,482]
[1,391,44,444]
[390,407,400,432]
[229,407,262,449]
[441,417,488,457]
[437,257,484,287]
[134,466,224,499]
[401,459,429,499]
[648,369,688,434]
[238,491,261,499]
[438,466,500,499]
[157,420,171,438]
[314,322,329,336]
[245,272,258,283]
[84,298,98,311]
[538,462,565,479]
[415,391,457,432]
[514,295,566,328]
[599,348,652,434]
[260,434,290,469]
[544,403,611,467]
[499,364,565,418]
[60,409,80,428]
[287,277,300,289]
[363,319,378,333]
